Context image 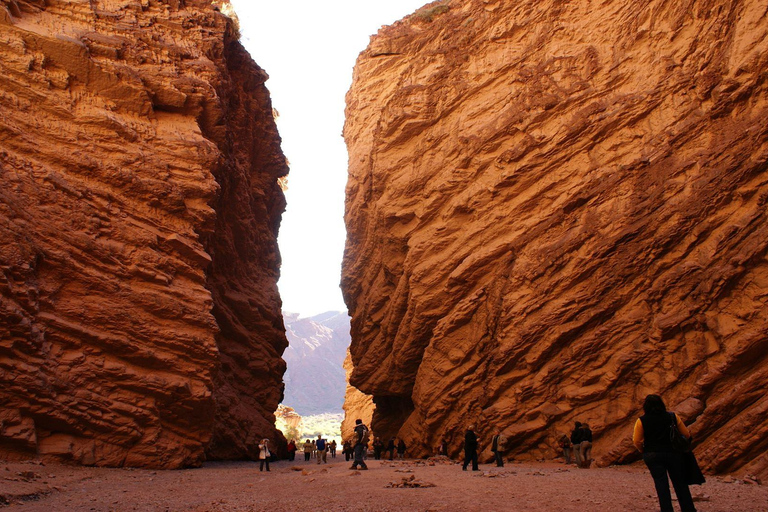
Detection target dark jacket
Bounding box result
[464,430,478,451]
[570,427,583,445]
[580,426,593,443]
[639,412,675,452]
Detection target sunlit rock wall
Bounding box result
[342,0,768,477]
[0,0,287,468]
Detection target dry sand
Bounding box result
[1,457,766,512]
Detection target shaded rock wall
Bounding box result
[342,0,768,478]
[0,0,287,468]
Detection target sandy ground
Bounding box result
[1,456,766,512]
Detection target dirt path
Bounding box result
[2,457,766,511]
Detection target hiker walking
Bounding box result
[570,422,583,466]
[329,439,337,458]
[491,430,506,467]
[396,438,407,460]
[258,438,271,472]
[350,419,369,470]
[316,434,328,464]
[303,439,313,462]
[462,425,479,471]
[579,423,593,468]
[633,394,697,512]
[343,440,352,461]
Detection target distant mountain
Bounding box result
[281,311,351,416]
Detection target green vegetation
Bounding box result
[414,1,451,22]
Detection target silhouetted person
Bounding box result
[329,439,337,458]
[462,425,479,471]
[579,423,593,468]
[396,438,407,459]
[437,437,448,456]
[286,439,297,461]
[557,434,572,464]
[633,394,697,512]
[386,437,396,460]
[570,421,583,466]
[373,438,384,460]
[350,419,369,470]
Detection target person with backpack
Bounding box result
[570,422,584,466]
[633,394,697,512]
[316,434,328,464]
[491,430,506,467]
[342,440,352,461]
[329,439,337,458]
[350,419,369,470]
[258,438,271,472]
[557,434,572,464]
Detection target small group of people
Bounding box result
[284,436,337,463]
[557,421,593,468]
[370,437,406,460]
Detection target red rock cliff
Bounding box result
[0,0,287,468]
[342,0,768,478]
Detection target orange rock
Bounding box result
[0,0,287,468]
[341,0,768,479]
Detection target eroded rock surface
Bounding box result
[0,0,287,468]
[342,0,768,478]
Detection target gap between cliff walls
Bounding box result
[194,13,290,461]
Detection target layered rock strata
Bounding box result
[342,0,768,478]
[0,0,287,468]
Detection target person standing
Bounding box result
[386,437,396,460]
[373,438,384,460]
[329,439,337,458]
[343,440,352,461]
[557,434,572,464]
[633,394,697,512]
[286,439,297,461]
[570,422,583,466]
[350,419,369,470]
[396,438,407,460]
[258,438,271,472]
[579,423,593,468]
[462,425,479,471]
[437,437,448,456]
[491,430,506,467]
[316,434,328,464]
[303,439,313,462]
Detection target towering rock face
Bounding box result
[0,0,287,468]
[342,0,768,478]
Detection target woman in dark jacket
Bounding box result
[633,394,696,512]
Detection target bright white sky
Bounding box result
[229,0,428,317]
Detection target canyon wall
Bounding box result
[0,0,288,468]
[342,0,768,478]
